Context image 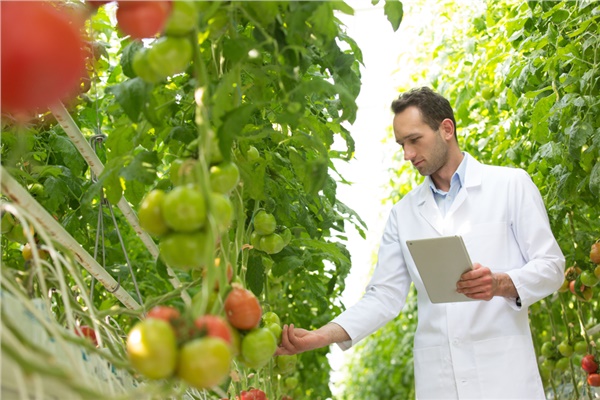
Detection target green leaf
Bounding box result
[106,78,151,123]
[530,94,555,144]
[43,176,70,214]
[218,104,257,162]
[384,0,404,31]
[121,150,159,185]
[247,254,265,296]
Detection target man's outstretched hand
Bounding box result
[276,323,351,356]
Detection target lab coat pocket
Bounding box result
[462,222,510,272]
[472,335,544,399]
[413,346,456,399]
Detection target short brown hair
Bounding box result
[391,87,456,134]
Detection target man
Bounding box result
[276,87,565,399]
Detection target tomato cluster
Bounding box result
[582,354,600,387]
[250,211,292,255]
[138,157,238,272]
[126,305,234,389]
[558,241,600,302]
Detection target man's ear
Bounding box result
[440,118,455,140]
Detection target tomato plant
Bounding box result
[1,1,87,115]
[116,1,172,40]
[177,337,232,390]
[241,327,278,370]
[126,318,178,380]
[224,285,262,330]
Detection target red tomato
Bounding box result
[116,1,172,40]
[1,1,87,116]
[582,354,599,374]
[588,373,600,387]
[75,325,98,346]
[224,285,262,330]
[194,315,232,345]
[146,305,181,322]
[239,388,267,400]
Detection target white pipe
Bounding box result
[50,103,190,306]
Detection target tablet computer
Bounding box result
[406,235,476,303]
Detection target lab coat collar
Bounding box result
[416,153,483,234]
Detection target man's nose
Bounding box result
[403,147,415,161]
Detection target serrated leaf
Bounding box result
[43,176,70,213]
[218,104,256,162]
[384,0,404,31]
[272,255,304,277]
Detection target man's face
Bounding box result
[393,106,448,177]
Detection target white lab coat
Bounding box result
[333,153,565,399]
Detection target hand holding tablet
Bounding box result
[406,235,477,303]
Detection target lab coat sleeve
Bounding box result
[504,169,565,309]
[332,205,413,350]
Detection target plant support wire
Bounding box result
[89,134,143,305]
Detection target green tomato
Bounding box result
[557,340,574,358]
[163,0,198,36]
[276,354,297,375]
[161,185,206,232]
[241,327,278,370]
[574,340,588,355]
[284,376,299,390]
[580,270,599,287]
[138,189,170,237]
[266,322,282,344]
[259,233,285,255]
[177,337,232,390]
[250,231,263,251]
[159,231,212,270]
[262,311,280,327]
[208,192,233,233]
[246,146,260,161]
[209,162,240,194]
[127,319,178,380]
[132,47,163,83]
[541,341,556,358]
[147,36,192,79]
[253,211,276,235]
[555,357,570,372]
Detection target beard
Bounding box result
[416,130,449,177]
